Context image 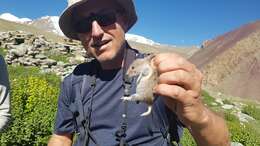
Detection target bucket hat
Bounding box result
[59,0,137,40]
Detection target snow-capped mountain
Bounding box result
[0,13,31,23]
[0,13,63,36]
[28,16,64,36]
[125,34,160,46]
[0,12,161,46]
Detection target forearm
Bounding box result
[48,134,73,146]
[189,107,230,146]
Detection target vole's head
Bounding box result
[126,54,155,77]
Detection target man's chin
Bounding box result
[96,54,114,63]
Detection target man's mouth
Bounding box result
[92,40,110,48]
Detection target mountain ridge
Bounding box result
[190,20,260,101]
[190,20,260,68]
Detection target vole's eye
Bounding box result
[131,66,135,70]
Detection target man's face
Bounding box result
[74,1,127,67]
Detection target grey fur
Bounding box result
[121,54,158,116]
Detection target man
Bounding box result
[0,55,11,131]
[48,0,230,145]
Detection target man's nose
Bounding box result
[91,20,104,37]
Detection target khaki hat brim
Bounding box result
[59,0,137,40]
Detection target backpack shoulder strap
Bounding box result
[68,59,100,146]
[165,106,183,145]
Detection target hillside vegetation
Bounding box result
[1,47,260,145]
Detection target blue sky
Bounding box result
[0,0,260,46]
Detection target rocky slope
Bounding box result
[190,21,260,101]
[0,31,86,78]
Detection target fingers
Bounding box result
[153,53,203,92]
[152,53,210,127]
[153,53,196,73]
[159,70,196,91]
[152,53,203,104]
[154,84,198,105]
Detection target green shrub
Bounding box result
[0,67,60,146]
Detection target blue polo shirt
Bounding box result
[54,57,182,146]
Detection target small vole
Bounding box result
[121,54,158,116]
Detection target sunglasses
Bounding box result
[74,10,117,33]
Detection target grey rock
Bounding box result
[1,31,89,78]
[222,104,234,110]
[35,54,47,60]
[231,142,244,146]
[9,44,28,57]
[42,59,57,66]
[237,111,255,123]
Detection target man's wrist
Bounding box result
[188,106,230,146]
[189,106,213,131]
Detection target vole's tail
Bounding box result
[141,105,152,116]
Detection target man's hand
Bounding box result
[153,53,230,146]
[48,134,73,146]
[153,53,205,126]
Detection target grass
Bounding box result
[242,104,260,120]
[43,49,73,63]
[47,54,71,63]
[201,90,216,105]
[180,90,260,145]
[8,65,61,87]
[223,98,234,105]
[227,120,260,145]
[180,129,196,146]
[0,47,7,56]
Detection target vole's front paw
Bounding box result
[121,96,133,101]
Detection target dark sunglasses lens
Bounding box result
[98,12,116,26]
[75,18,92,33]
[75,11,117,33]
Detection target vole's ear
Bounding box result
[148,54,156,69]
